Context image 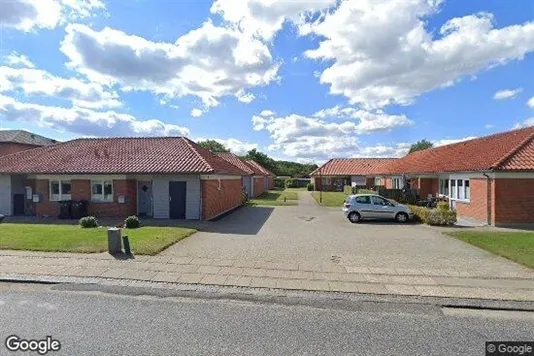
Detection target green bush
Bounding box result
[284,178,297,188]
[79,216,98,228]
[437,202,450,211]
[124,215,141,229]
[274,178,285,188]
[343,185,353,194]
[357,189,375,194]
[407,205,456,225]
[306,183,314,191]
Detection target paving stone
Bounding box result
[394,268,424,276]
[173,265,199,274]
[146,256,172,264]
[302,280,330,291]
[197,266,222,274]
[414,285,448,297]
[264,269,291,278]
[120,270,157,281]
[168,257,194,265]
[336,273,368,282]
[223,276,252,287]
[143,263,170,272]
[344,266,371,274]
[178,273,204,284]
[313,272,338,280]
[290,270,315,279]
[354,283,389,295]
[318,265,347,273]
[423,269,461,277]
[389,276,438,285]
[297,263,319,272]
[199,274,228,285]
[254,261,278,270]
[384,284,419,295]
[276,279,304,290]
[433,276,534,290]
[363,274,391,283]
[241,268,268,277]
[440,286,516,300]
[151,272,180,283]
[211,259,236,267]
[328,281,359,293]
[275,263,299,271]
[218,267,245,276]
[100,269,127,278]
[232,260,257,268]
[368,267,397,275]
[509,290,534,302]
[249,277,278,288]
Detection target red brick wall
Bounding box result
[35,179,137,218]
[0,143,39,157]
[492,178,534,224]
[418,178,439,198]
[365,177,374,188]
[202,179,243,220]
[455,178,489,224]
[267,176,274,189]
[313,177,322,191]
[384,178,393,189]
[253,177,265,197]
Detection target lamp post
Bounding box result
[319,165,323,204]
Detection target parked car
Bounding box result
[342,194,414,223]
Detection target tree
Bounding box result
[244,149,277,174]
[197,140,229,152]
[408,139,433,154]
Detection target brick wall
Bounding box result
[418,178,439,198]
[454,178,489,224]
[202,179,243,220]
[365,177,374,188]
[493,179,534,224]
[267,176,274,189]
[0,143,39,157]
[35,179,137,218]
[384,178,393,189]
[253,177,265,197]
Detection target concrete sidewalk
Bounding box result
[1,249,533,302]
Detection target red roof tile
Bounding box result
[384,126,534,174]
[245,160,274,176]
[0,137,247,175]
[310,158,397,176]
[215,152,254,175]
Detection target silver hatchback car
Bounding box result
[342,194,414,223]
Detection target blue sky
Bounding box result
[1,0,533,163]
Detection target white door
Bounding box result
[137,181,153,216]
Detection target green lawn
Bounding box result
[0,224,196,255]
[446,231,534,269]
[312,191,347,207]
[249,189,299,206]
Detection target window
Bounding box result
[354,196,371,204]
[449,179,470,201]
[439,179,449,196]
[464,180,470,200]
[457,180,464,200]
[374,177,382,186]
[450,180,457,199]
[392,177,404,189]
[91,180,113,202]
[49,180,71,201]
[371,196,390,206]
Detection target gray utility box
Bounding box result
[107,228,122,254]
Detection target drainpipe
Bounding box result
[482,172,491,226]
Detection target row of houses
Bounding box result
[311,126,534,226]
[0,132,274,221]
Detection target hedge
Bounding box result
[407,205,457,226]
[357,189,376,195]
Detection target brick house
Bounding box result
[311,127,534,226]
[310,158,397,191]
[245,159,275,192]
[215,152,271,198]
[0,137,247,220]
[0,130,57,157]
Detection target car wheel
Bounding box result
[395,212,409,223]
[348,212,361,223]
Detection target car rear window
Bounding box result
[354,196,371,204]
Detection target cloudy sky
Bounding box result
[1,0,533,163]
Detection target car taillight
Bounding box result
[344,203,351,208]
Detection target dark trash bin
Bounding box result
[58,200,73,219]
[72,200,89,219]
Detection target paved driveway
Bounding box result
[163,193,531,278]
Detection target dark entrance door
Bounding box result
[169,181,186,219]
[13,194,25,216]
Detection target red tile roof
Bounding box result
[245,160,274,176]
[0,137,247,175]
[215,152,254,175]
[384,126,534,174]
[310,158,397,176]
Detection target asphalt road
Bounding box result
[0,283,533,356]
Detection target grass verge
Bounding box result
[311,191,347,207]
[0,224,196,255]
[446,231,534,269]
[248,190,299,206]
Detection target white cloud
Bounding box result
[0,94,189,137]
[196,137,258,156]
[0,0,105,32]
[0,66,121,109]
[301,1,534,108]
[3,52,35,68]
[210,0,336,41]
[259,109,275,117]
[60,21,280,110]
[493,88,522,100]
[485,124,495,129]
[190,109,204,118]
[513,117,534,129]
[527,97,534,108]
[235,90,255,103]
[433,136,478,147]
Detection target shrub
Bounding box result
[437,202,450,211]
[306,183,314,191]
[79,216,98,228]
[124,215,141,229]
[241,188,249,204]
[284,178,297,188]
[407,205,456,226]
[274,178,285,188]
[343,185,353,194]
[357,189,375,195]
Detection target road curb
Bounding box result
[2,273,534,312]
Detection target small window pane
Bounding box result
[92,183,103,195]
[450,180,457,199]
[371,196,388,205]
[61,182,72,194]
[464,180,470,200]
[51,181,60,194]
[355,196,371,204]
[104,182,113,195]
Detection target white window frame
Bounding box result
[392,177,404,189]
[91,180,114,202]
[449,178,470,202]
[374,177,382,186]
[49,180,72,201]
